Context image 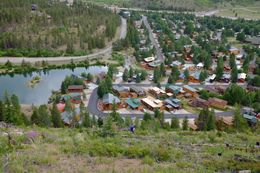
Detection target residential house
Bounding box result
[112,85,129,97]
[243,113,258,126]
[61,107,81,126]
[61,93,82,104]
[196,63,204,69]
[221,74,231,83]
[68,85,84,93]
[238,73,247,83]
[164,98,182,111]
[189,71,201,83]
[208,97,228,109]
[190,97,209,108]
[229,47,240,55]
[183,45,192,53]
[170,61,182,68]
[148,87,166,97]
[141,96,164,111]
[165,85,183,96]
[130,86,146,97]
[102,93,121,110]
[125,98,143,110]
[183,85,198,97]
[209,74,216,83]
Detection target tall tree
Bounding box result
[51,104,63,128]
[31,107,40,125]
[0,101,4,121]
[216,57,224,81]
[38,104,51,127]
[184,69,190,83]
[182,116,189,130]
[231,65,238,83]
[233,104,248,132]
[122,69,129,82]
[171,116,180,129]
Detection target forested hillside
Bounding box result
[0,0,120,57]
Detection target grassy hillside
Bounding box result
[1,126,260,173]
[0,0,120,57]
[86,0,259,11]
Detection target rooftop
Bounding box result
[103,93,120,104]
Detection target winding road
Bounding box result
[0,17,127,65]
[87,84,235,119]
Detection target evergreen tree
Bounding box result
[129,66,134,78]
[184,69,190,83]
[231,65,238,83]
[136,73,141,83]
[233,104,248,132]
[140,70,147,81]
[83,110,91,128]
[97,117,103,127]
[143,112,152,121]
[51,104,63,128]
[199,70,207,83]
[207,109,216,131]
[216,57,224,81]
[171,116,180,129]
[171,66,180,82]
[92,115,97,127]
[168,75,173,84]
[31,107,40,125]
[38,105,51,127]
[160,63,166,77]
[87,73,93,82]
[182,116,188,130]
[124,116,132,127]
[122,69,129,82]
[229,54,236,68]
[134,117,140,128]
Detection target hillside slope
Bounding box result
[1,126,260,173]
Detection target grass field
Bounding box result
[1,127,260,173]
[215,2,260,20]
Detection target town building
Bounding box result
[102,93,121,110]
[125,98,143,110]
[148,87,166,97]
[130,86,146,97]
[165,85,183,96]
[141,96,164,111]
[190,97,209,108]
[68,85,84,93]
[208,97,228,109]
[183,85,198,97]
[112,85,129,98]
[164,98,182,111]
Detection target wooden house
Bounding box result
[102,93,121,110]
[148,87,166,97]
[141,96,164,111]
[164,98,182,111]
[112,85,129,98]
[130,86,146,97]
[208,97,227,110]
[68,85,84,93]
[125,98,143,110]
[183,85,198,97]
[190,97,209,108]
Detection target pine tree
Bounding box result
[122,69,129,82]
[92,115,97,127]
[229,54,236,68]
[160,63,166,77]
[51,104,63,128]
[143,112,152,121]
[182,116,188,130]
[129,66,134,78]
[168,75,173,84]
[216,57,224,81]
[38,105,51,127]
[124,116,132,127]
[134,117,140,128]
[83,110,91,128]
[136,73,141,83]
[231,65,238,83]
[207,109,216,131]
[171,116,180,129]
[184,69,190,83]
[233,104,248,132]
[31,107,40,125]
[97,117,103,127]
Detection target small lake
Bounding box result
[0,66,108,105]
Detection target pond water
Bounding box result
[0,66,107,105]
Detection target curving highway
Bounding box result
[0,17,127,65]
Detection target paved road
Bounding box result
[87,84,234,119]
[142,15,164,61]
[0,17,127,65]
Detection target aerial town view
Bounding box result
[0,0,259,172]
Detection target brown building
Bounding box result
[112,85,129,98]
[68,85,84,93]
[148,87,166,97]
[130,86,146,97]
[102,93,121,110]
[190,97,209,108]
[141,96,164,111]
[183,85,198,97]
[208,97,228,110]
